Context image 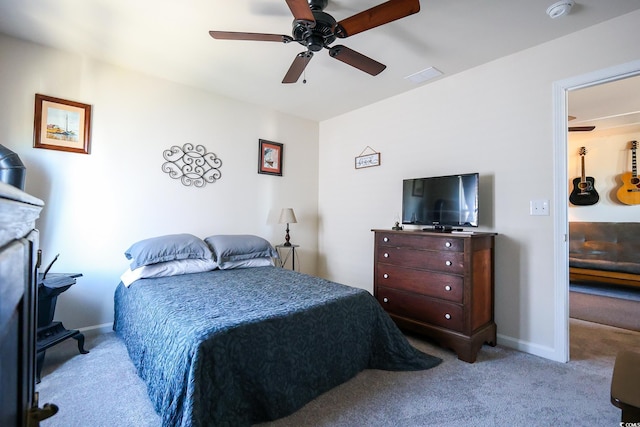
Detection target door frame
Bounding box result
[552,60,640,362]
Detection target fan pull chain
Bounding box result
[303,70,307,84]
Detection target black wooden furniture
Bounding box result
[36,273,88,383]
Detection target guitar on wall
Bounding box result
[616,140,640,205]
[569,146,600,206]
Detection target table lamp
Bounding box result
[278,208,297,246]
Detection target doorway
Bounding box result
[567,76,640,337]
[553,60,640,362]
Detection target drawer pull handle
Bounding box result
[445,285,451,291]
[383,273,389,279]
[383,297,389,303]
[445,241,452,248]
[445,260,452,266]
[444,313,451,320]
[384,253,389,258]
[383,237,389,242]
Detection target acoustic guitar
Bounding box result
[616,140,640,205]
[569,147,599,206]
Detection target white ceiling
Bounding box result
[568,75,640,135]
[1,0,640,122]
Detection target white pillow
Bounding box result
[217,257,274,270]
[121,258,217,287]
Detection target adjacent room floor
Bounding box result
[569,281,640,332]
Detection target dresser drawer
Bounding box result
[375,264,463,303]
[376,286,464,332]
[376,232,463,252]
[376,246,464,274]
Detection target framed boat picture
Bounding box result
[33,94,92,154]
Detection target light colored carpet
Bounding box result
[37,319,640,426]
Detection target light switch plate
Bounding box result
[530,199,550,216]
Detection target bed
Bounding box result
[113,234,441,427]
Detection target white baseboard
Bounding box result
[497,333,564,363]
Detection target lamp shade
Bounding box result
[278,208,297,224]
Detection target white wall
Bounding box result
[2,10,639,361]
[568,130,640,221]
[318,10,640,361]
[0,34,319,331]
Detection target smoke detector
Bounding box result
[547,1,575,18]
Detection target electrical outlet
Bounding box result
[530,199,550,216]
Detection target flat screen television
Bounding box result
[402,172,479,230]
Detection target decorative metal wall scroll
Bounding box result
[162,143,222,187]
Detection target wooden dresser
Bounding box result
[372,229,497,363]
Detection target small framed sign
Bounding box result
[355,146,381,169]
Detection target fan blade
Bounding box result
[282,52,314,84]
[286,0,315,26]
[569,126,596,132]
[328,45,386,76]
[209,31,293,43]
[334,0,420,38]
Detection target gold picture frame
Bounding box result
[34,94,92,154]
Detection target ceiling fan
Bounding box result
[568,115,595,132]
[209,0,420,84]
[569,126,596,132]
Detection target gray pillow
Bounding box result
[205,234,278,263]
[125,233,212,270]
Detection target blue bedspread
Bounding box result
[113,266,441,426]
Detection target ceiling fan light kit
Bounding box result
[546,0,575,19]
[209,0,420,84]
